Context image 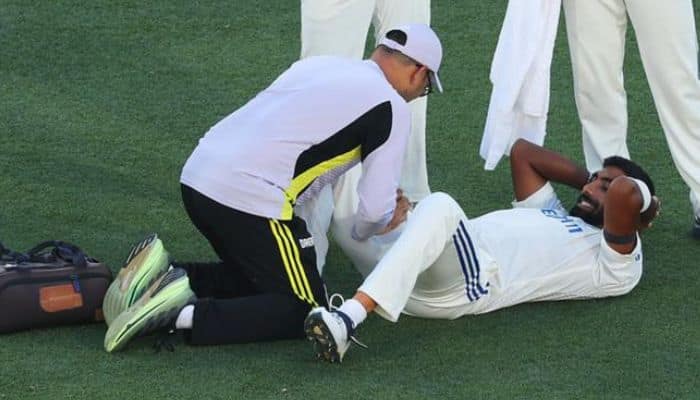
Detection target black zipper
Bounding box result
[0,271,112,293]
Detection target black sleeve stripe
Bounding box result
[359,101,393,161]
[293,101,393,177]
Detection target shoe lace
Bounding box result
[348,332,368,349]
[326,293,368,349]
[327,293,345,312]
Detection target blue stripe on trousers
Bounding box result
[453,221,488,301]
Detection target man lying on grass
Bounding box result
[305,139,660,363]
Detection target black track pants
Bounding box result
[179,184,327,345]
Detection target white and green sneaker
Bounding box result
[103,234,170,326]
[104,267,195,353]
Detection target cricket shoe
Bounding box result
[102,234,170,326]
[104,267,195,353]
[304,305,366,363]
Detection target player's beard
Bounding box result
[569,193,604,227]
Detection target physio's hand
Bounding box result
[378,189,411,235]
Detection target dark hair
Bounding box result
[603,156,655,195]
[385,29,408,45]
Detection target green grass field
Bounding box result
[1,1,698,399]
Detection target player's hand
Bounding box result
[378,189,411,235]
[639,195,660,230]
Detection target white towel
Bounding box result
[480,0,561,170]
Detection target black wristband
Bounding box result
[603,230,637,245]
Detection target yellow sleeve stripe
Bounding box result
[280,146,361,219]
[269,220,317,306]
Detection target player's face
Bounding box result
[569,166,626,227]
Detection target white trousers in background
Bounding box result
[300,0,432,202]
[563,0,700,215]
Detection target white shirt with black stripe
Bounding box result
[181,56,410,240]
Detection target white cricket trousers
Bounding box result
[563,0,700,214]
[357,192,466,322]
[300,0,432,201]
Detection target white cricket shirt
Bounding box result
[180,56,411,240]
[406,183,643,317]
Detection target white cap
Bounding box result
[378,24,444,93]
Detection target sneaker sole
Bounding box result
[304,312,342,363]
[103,234,170,326]
[104,275,193,353]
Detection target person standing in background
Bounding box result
[563,0,700,237]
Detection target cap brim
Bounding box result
[429,71,443,93]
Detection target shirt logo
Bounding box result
[298,237,314,249]
[541,209,584,233]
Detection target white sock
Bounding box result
[175,305,194,329]
[338,299,367,329]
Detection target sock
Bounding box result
[338,299,367,329]
[175,305,194,329]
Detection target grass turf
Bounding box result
[1,1,698,399]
